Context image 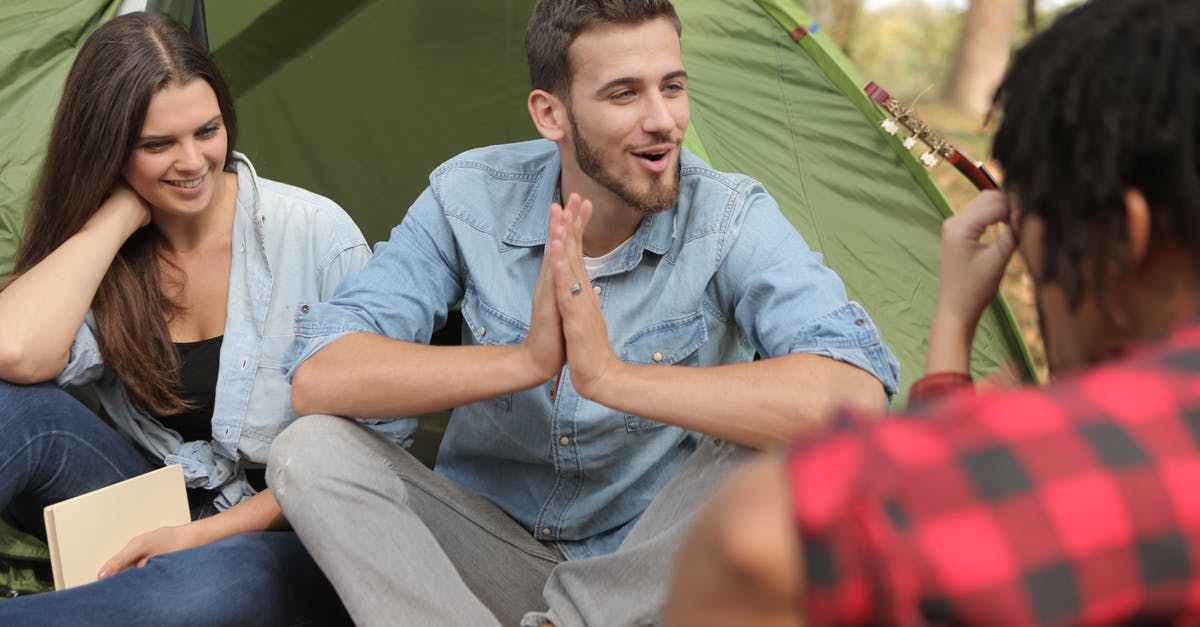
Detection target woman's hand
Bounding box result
[90,182,151,235]
[97,522,202,579]
[0,183,152,383]
[94,489,289,580]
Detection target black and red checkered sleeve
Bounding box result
[789,327,1200,625]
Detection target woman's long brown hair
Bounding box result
[10,12,238,416]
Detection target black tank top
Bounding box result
[161,335,222,443]
[154,336,267,492]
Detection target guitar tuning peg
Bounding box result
[881,119,900,135]
[902,136,917,150]
[919,151,939,167]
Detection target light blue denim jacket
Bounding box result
[287,140,899,558]
[56,153,416,511]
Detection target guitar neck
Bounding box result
[946,152,999,190]
[864,81,999,191]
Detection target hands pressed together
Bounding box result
[521,193,624,400]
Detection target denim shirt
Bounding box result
[56,153,416,511]
[288,140,899,558]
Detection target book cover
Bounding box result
[43,464,189,590]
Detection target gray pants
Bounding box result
[268,415,752,627]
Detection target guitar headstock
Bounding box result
[865,81,999,191]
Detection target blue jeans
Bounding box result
[0,382,348,626]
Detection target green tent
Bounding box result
[0,0,1035,598]
[0,1,119,280]
[211,0,1037,401]
[0,0,1034,403]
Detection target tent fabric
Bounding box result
[0,0,120,278]
[210,1,538,245]
[208,0,1034,403]
[676,0,1036,395]
[0,0,1034,406]
[752,0,1035,381]
[0,0,1036,597]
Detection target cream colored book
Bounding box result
[43,464,189,590]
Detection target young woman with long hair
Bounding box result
[0,11,409,625]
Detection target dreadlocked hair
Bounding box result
[991,0,1200,309]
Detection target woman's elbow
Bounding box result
[0,341,59,384]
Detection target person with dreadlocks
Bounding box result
[664,0,1200,624]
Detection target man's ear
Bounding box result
[528,89,568,142]
[1123,188,1152,267]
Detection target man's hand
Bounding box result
[520,198,572,383]
[927,190,1019,373]
[97,522,202,579]
[549,194,622,399]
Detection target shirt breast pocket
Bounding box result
[618,311,708,432]
[461,286,528,412]
[257,334,294,370]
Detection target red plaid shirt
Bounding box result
[790,321,1200,625]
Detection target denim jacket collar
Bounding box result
[498,144,678,276]
[233,152,269,264]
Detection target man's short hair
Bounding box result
[992,0,1200,306]
[525,0,682,98]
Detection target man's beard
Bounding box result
[570,115,680,214]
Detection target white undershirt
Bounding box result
[583,235,636,280]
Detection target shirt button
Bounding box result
[241,359,248,369]
[480,326,487,337]
[854,318,866,326]
[541,527,553,536]
[300,304,311,314]
[559,436,570,446]
[592,285,602,295]
[652,352,664,363]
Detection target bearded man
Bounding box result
[267,1,898,625]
